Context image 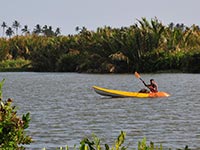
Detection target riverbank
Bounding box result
[0,59,31,72]
[1,18,200,73]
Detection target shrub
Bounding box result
[0,59,31,72]
[0,79,32,149]
[180,51,200,73]
[56,53,80,72]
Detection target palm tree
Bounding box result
[42,25,55,36]
[75,26,80,32]
[33,24,42,35]
[42,25,48,31]
[1,22,7,37]
[12,20,21,35]
[21,25,30,35]
[6,27,14,38]
[55,27,61,36]
[42,25,49,36]
[168,22,174,30]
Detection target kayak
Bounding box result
[92,86,170,98]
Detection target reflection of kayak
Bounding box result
[92,86,170,98]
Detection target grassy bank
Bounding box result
[0,58,31,72]
[1,18,200,73]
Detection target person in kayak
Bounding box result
[139,79,158,93]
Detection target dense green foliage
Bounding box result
[1,18,200,73]
[43,131,191,150]
[0,79,32,149]
[0,58,31,72]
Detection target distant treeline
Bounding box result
[0,17,200,73]
[1,20,61,37]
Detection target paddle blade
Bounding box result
[134,72,141,78]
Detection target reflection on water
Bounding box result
[1,72,200,149]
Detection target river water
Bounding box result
[1,72,200,150]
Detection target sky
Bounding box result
[0,0,200,35]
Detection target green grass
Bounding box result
[0,58,32,72]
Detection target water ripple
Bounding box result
[1,72,200,149]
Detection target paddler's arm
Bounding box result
[142,80,147,87]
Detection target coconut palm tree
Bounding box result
[12,20,21,35]
[1,22,7,37]
[33,24,42,35]
[42,25,55,36]
[42,25,48,31]
[6,27,14,38]
[42,25,50,36]
[75,26,80,32]
[21,25,30,35]
[55,27,61,36]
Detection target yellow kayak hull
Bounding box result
[93,86,170,98]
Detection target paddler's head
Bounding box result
[150,79,155,83]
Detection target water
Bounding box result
[1,72,200,149]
